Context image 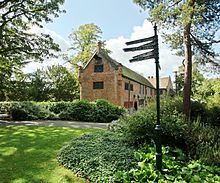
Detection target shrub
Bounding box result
[185,121,220,165]
[47,101,72,114]
[207,106,220,126]
[0,102,12,113]
[190,100,208,122]
[94,99,125,122]
[59,100,94,121]
[2,99,125,122]
[58,99,125,122]
[112,96,220,166]
[113,97,187,149]
[10,102,57,120]
[57,131,136,182]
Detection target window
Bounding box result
[150,88,153,95]
[125,83,133,91]
[93,82,104,89]
[94,64,103,72]
[125,83,129,90]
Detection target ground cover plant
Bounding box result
[115,146,220,182]
[54,96,220,182]
[57,131,137,182]
[0,99,125,122]
[0,126,98,183]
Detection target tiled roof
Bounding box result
[122,66,154,87]
[100,50,154,88]
[148,76,170,89]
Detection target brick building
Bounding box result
[148,76,175,96]
[79,44,156,109]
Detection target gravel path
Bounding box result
[0,120,109,129]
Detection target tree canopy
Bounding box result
[0,0,65,65]
[67,23,109,67]
[133,0,220,118]
[2,65,79,101]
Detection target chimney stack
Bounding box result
[97,41,102,53]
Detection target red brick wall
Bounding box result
[79,54,156,108]
[79,56,119,105]
[121,77,149,108]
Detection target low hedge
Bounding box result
[0,99,125,122]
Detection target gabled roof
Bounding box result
[122,66,154,87]
[102,50,155,88]
[83,49,154,88]
[148,76,172,89]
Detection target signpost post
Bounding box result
[123,23,162,171]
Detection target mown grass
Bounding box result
[0,126,99,183]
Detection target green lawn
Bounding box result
[0,126,98,183]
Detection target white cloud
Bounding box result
[30,26,70,52]
[23,20,183,78]
[22,58,62,73]
[23,26,71,73]
[106,20,183,81]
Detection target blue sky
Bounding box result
[25,0,187,81]
[45,0,148,40]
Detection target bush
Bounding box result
[58,99,125,122]
[1,99,125,122]
[0,102,12,113]
[113,97,187,149]
[10,102,57,120]
[207,106,220,126]
[190,100,208,122]
[47,101,72,114]
[94,99,125,122]
[112,96,220,166]
[57,131,136,182]
[59,100,96,121]
[185,121,220,165]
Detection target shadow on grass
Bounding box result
[0,126,98,183]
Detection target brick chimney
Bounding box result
[97,41,102,54]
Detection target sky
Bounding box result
[23,0,185,81]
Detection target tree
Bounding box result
[194,77,220,106]
[68,23,107,67]
[175,64,207,98]
[133,0,220,119]
[46,65,79,101]
[4,65,79,102]
[25,69,50,101]
[0,0,65,68]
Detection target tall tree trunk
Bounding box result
[183,0,195,120]
[183,24,192,120]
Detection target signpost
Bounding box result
[123,24,162,171]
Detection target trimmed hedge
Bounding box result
[0,99,125,122]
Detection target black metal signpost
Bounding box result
[123,24,162,171]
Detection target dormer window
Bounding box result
[94,54,103,72]
[94,64,103,72]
